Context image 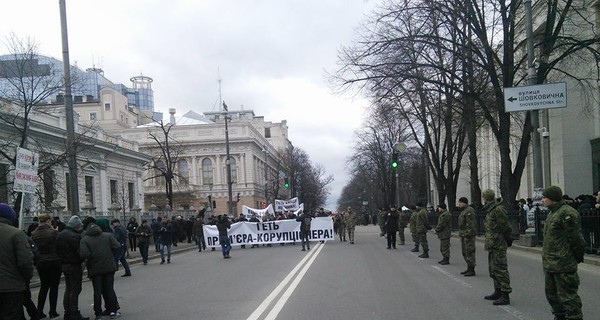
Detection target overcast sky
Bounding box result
[1,0,377,210]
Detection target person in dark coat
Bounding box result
[135,220,153,265]
[296,211,312,251]
[111,219,131,277]
[126,217,138,252]
[385,205,400,249]
[56,215,89,320]
[80,221,121,319]
[192,216,205,252]
[158,217,174,264]
[27,216,39,237]
[0,203,34,320]
[31,214,62,319]
[151,217,161,252]
[216,215,232,258]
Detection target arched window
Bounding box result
[155,160,166,186]
[202,158,213,186]
[229,157,237,183]
[178,159,189,184]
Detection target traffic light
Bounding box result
[284,178,290,188]
[391,153,399,169]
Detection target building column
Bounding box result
[99,165,108,213]
[191,156,198,185]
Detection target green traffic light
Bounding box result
[391,162,398,168]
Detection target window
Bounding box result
[202,158,213,186]
[265,127,271,138]
[178,159,189,184]
[104,103,111,111]
[43,171,55,208]
[128,182,135,209]
[90,112,97,121]
[228,157,237,183]
[110,179,117,204]
[85,176,94,205]
[120,114,124,122]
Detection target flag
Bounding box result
[222,101,228,111]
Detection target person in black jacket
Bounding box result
[56,215,90,320]
[385,205,400,249]
[31,214,62,319]
[158,217,174,264]
[296,211,312,251]
[111,219,131,277]
[80,221,121,319]
[126,217,138,252]
[216,215,232,259]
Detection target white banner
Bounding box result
[293,203,304,215]
[274,197,300,212]
[241,204,275,220]
[14,147,39,194]
[203,217,334,247]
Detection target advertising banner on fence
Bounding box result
[203,217,334,247]
[241,204,275,219]
[274,197,300,212]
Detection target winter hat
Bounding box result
[0,203,16,222]
[458,197,469,204]
[482,189,495,202]
[68,215,83,229]
[543,186,563,202]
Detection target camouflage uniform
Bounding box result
[377,209,387,236]
[409,210,419,251]
[458,205,477,270]
[483,199,512,294]
[337,214,346,242]
[435,209,451,262]
[543,201,585,320]
[415,208,430,255]
[397,210,408,245]
[345,210,359,243]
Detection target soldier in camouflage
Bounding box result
[434,203,451,265]
[409,205,420,252]
[377,208,387,237]
[397,207,408,246]
[415,202,430,258]
[482,189,511,306]
[458,197,476,277]
[336,213,346,242]
[345,207,359,244]
[541,186,585,320]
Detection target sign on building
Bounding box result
[14,147,39,194]
[503,82,567,112]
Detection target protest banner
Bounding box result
[274,197,300,212]
[241,204,275,220]
[203,216,334,247]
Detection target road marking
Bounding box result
[431,265,473,288]
[246,242,323,320]
[499,306,535,320]
[264,242,325,320]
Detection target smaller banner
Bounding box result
[293,203,304,215]
[204,217,334,247]
[14,147,39,194]
[241,204,275,220]
[274,197,300,212]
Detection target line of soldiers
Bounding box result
[333,207,360,244]
[377,186,585,319]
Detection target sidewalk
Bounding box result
[30,241,198,288]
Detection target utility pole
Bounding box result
[59,0,80,214]
[524,0,544,204]
[222,101,234,216]
[263,145,268,206]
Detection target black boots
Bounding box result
[438,257,449,265]
[418,251,429,258]
[484,289,501,300]
[463,266,475,277]
[493,292,510,305]
[410,246,419,252]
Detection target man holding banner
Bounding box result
[296,211,313,251]
[216,215,232,259]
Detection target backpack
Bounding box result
[303,217,311,231]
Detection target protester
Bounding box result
[135,220,153,265]
[216,215,232,258]
[158,217,174,264]
[126,217,138,252]
[296,210,312,251]
[110,219,131,277]
[31,214,62,319]
[0,203,34,319]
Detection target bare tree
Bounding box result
[286,147,333,211]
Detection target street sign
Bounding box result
[503,82,567,112]
[14,147,39,194]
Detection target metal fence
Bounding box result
[432,206,600,253]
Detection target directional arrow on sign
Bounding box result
[507,97,517,102]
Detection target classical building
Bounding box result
[0,100,149,220]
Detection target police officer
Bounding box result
[482,189,511,306]
[541,186,585,320]
[434,203,451,265]
[458,197,476,276]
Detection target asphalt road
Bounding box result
[31,226,600,320]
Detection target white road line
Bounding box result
[264,242,325,320]
[431,265,473,288]
[246,242,322,320]
[499,306,535,320]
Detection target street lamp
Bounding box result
[222,102,234,216]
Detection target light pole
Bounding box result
[222,102,234,217]
[263,145,268,206]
